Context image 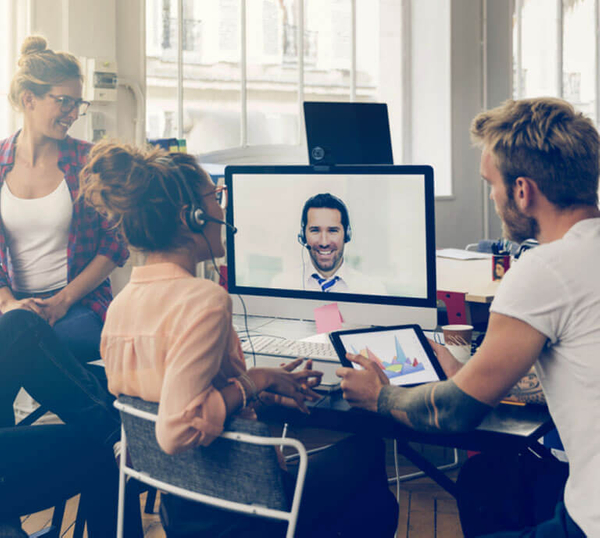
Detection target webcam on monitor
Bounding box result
[304,101,394,166]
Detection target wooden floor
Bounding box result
[21,428,465,538]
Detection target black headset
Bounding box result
[297,193,352,247]
[157,156,236,235]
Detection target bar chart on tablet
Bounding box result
[341,328,440,385]
[350,336,426,379]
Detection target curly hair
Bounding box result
[80,141,211,252]
[471,97,599,208]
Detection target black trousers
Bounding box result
[457,450,584,538]
[160,435,399,538]
[0,309,131,535]
[0,309,119,443]
[0,424,144,537]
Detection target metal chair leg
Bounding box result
[387,446,460,484]
[144,488,157,514]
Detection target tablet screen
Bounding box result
[335,326,443,386]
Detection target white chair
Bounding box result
[114,396,308,538]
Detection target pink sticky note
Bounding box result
[314,303,343,334]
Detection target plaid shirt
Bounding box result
[0,132,129,321]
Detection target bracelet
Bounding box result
[229,377,247,409]
[239,372,259,402]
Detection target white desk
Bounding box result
[437,257,501,304]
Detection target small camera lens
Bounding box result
[311,146,325,161]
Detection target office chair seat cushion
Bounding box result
[118,395,289,511]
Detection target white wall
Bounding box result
[433,0,511,247]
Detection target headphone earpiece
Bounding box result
[297,231,307,247]
[344,224,352,243]
[186,205,207,233]
[157,155,237,236]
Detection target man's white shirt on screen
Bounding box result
[271,258,387,295]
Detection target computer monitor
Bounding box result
[304,102,394,165]
[225,165,437,329]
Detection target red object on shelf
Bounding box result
[219,265,228,290]
[436,290,467,324]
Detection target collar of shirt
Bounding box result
[131,262,195,283]
[303,258,350,289]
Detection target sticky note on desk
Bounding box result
[314,303,343,334]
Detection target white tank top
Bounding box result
[1,179,72,293]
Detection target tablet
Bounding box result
[329,324,446,387]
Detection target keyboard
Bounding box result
[240,336,339,362]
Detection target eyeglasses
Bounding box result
[201,185,228,209]
[47,94,91,116]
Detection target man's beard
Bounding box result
[500,195,539,244]
[309,247,344,274]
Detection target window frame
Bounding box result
[513,0,600,126]
[147,0,454,197]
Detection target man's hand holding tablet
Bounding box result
[330,324,448,412]
[336,352,390,411]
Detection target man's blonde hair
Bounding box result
[471,97,599,208]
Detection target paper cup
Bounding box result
[442,324,473,364]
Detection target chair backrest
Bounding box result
[115,395,307,538]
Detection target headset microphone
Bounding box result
[191,209,237,234]
[158,156,235,235]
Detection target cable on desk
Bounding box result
[237,293,257,367]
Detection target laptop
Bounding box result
[304,101,394,165]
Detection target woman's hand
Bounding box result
[33,293,72,326]
[258,359,324,412]
[1,297,44,317]
[250,358,323,413]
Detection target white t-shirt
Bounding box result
[1,179,72,293]
[491,217,600,536]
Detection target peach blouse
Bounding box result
[101,263,249,454]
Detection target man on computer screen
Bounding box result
[273,193,386,294]
[336,97,599,538]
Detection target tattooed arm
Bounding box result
[377,380,491,432]
[336,312,548,432]
[336,353,491,432]
[505,368,546,405]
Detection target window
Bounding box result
[146,0,396,151]
[145,0,453,196]
[0,0,13,139]
[514,0,598,124]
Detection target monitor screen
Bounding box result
[304,102,393,165]
[225,165,437,328]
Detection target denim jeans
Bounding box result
[0,309,119,445]
[12,293,102,364]
[53,304,102,363]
